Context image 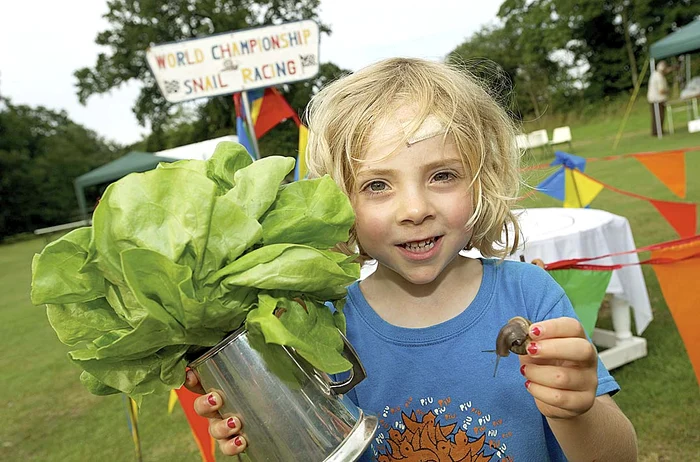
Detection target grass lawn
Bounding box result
[1,96,699,461]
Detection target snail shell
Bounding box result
[490,316,533,377]
[496,316,533,357]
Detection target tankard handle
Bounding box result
[328,330,367,395]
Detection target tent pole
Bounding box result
[649,58,663,139]
[74,180,88,221]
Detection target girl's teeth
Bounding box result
[404,238,435,252]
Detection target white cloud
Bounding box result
[0,0,499,145]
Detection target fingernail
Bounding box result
[234,436,243,447]
[227,417,237,429]
[207,394,217,406]
[520,364,526,376]
[186,370,195,383]
[530,325,541,337]
[527,342,538,355]
[525,380,531,389]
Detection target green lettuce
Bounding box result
[31,142,359,402]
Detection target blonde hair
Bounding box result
[304,57,521,259]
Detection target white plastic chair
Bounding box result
[689,119,700,133]
[549,126,573,151]
[527,129,550,154]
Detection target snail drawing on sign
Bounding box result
[484,317,533,377]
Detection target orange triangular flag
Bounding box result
[652,240,700,386]
[633,150,686,198]
[649,200,697,238]
[175,387,216,462]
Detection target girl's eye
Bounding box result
[433,171,455,182]
[365,181,387,193]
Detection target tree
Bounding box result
[0,101,118,239]
[75,0,331,151]
[553,0,700,100]
[450,0,571,118]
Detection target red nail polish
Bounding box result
[520,365,526,376]
[527,342,538,355]
[207,394,217,406]
[227,417,236,429]
[234,436,243,447]
[525,380,531,389]
[531,326,541,337]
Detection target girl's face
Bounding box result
[352,115,474,286]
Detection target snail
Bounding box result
[483,316,533,377]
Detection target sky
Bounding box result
[0,1,501,145]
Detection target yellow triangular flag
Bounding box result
[168,389,179,414]
[296,124,309,180]
[564,168,604,208]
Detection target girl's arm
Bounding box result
[546,394,637,461]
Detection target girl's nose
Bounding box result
[396,188,435,225]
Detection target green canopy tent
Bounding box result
[74,152,178,219]
[649,19,700,138]
[650,18,700,61]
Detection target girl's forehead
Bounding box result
[360,128,460,169]
[365,109,447,157]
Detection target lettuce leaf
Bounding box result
[30,142,359,402]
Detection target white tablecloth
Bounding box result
[361,207,653,334]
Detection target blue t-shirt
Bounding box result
[340,258,619,462]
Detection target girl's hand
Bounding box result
[518,317,599,420]
[185,370,248,456]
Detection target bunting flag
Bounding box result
[122,395,143,461]
[649,199,697,238]
[539,168,697,238]
[632,150,686,198]
[235,112,257,159]
[168,389,179,414]
[548,269,612,336]
[563,168,604,208]
[523,145,700,173]
[233,88,300,136]
[175,386,217,462]
[294,124,309,181]
[536,151,587,202]
[543,234,700,386]
[535,168,566,201]
[233,87,303,164]
[651,237,700,387]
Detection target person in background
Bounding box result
[648,60,671,136]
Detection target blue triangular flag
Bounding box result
[536,167,566,201]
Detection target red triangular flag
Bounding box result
[254,87,300,138]
[633,150,686,198]
[175,387,216,462]
[649,200,697,238]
